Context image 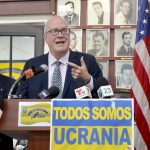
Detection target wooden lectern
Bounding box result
[0,99,50,150]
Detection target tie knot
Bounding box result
[55,61,61,67]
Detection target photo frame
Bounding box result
[114,92,130,98]
[114,28,136,57]
[57,0,81,26]
[96,60,109,79]
[69,29,82,52]
[86,29,110,57]
[87,0,110,25]
[115,60,133,89]
[114,0,137,25]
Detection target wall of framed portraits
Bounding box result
[56,0,137,96]
[0,0,138,97]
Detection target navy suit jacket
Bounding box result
[17,50,105,99]
[0,74,15,150]
[0,75,15,99]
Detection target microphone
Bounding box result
[97,85,114,98]
[0,97,4,118]
[23,64,48,80]
[32,64,48,76]
[7,64,48,99]
[74,77,92,99]
[38,86,60,99]
[92,77,109,98]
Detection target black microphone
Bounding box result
[38,86,60,99]
[32,64,48,76]
[0,97,4,118]
[92,77,109,98]
[97,85,114,98]
[7,64,48,99]
[74,77,92,99]
[22,64,48,80]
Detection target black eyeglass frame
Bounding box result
[47,28,70,36]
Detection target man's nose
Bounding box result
[57,31,63,36]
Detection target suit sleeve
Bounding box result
[84,55,108,97]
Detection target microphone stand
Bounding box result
[7,74,25,99]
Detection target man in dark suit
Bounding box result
[117,31,134,56]
[0,74,15,150]
[63,1,79,25]
[16,16,107,99]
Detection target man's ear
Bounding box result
[44,34,48,42]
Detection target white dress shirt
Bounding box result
[48,50,94,92]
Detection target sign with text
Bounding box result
[18,102,51,126]
[50,99,134,150]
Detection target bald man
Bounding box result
[17,16,107,99]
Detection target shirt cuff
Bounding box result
[86,76,94,91]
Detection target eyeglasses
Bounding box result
[47,28,70,36]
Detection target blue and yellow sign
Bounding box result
[50,99,134,150]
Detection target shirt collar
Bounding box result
[48,50,70,66]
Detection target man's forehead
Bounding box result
[47,21,68,30]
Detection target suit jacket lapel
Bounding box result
[62,51,80,97]
[36,53,49,92]
[41,71,48,90]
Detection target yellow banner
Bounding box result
[20,102,51,125]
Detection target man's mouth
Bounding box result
[56,41,65,44]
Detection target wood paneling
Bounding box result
[0,1,51,15]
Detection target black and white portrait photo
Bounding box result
[86,29,110,57]
[114,29,136,57]
[57,0,81,26]
[69,29,82,52]
[115,60,133,89]
[87,0,110,25]
[114,0,137,25]
[97,60,109,79]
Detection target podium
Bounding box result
[0,99,50,150]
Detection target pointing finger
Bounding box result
[67,62,79,69]
[80,56,86,67]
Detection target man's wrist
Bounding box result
[85,75,91,84]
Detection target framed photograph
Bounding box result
[57,0,81,26]
[86,29,110,57]
[114,28,136,57]
[114,92,130,98]
[69,29,82,52]
[87,0,110,25]
[115,60,133,89]
[114,0,137,25]
[96,60,109,79]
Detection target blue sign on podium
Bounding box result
[50,99,134,150]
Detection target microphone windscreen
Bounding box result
[94,77,109,91]
[92,77,109,98]
[47,86,60,99]
[32,64,48,76]
[40,64,48,72]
